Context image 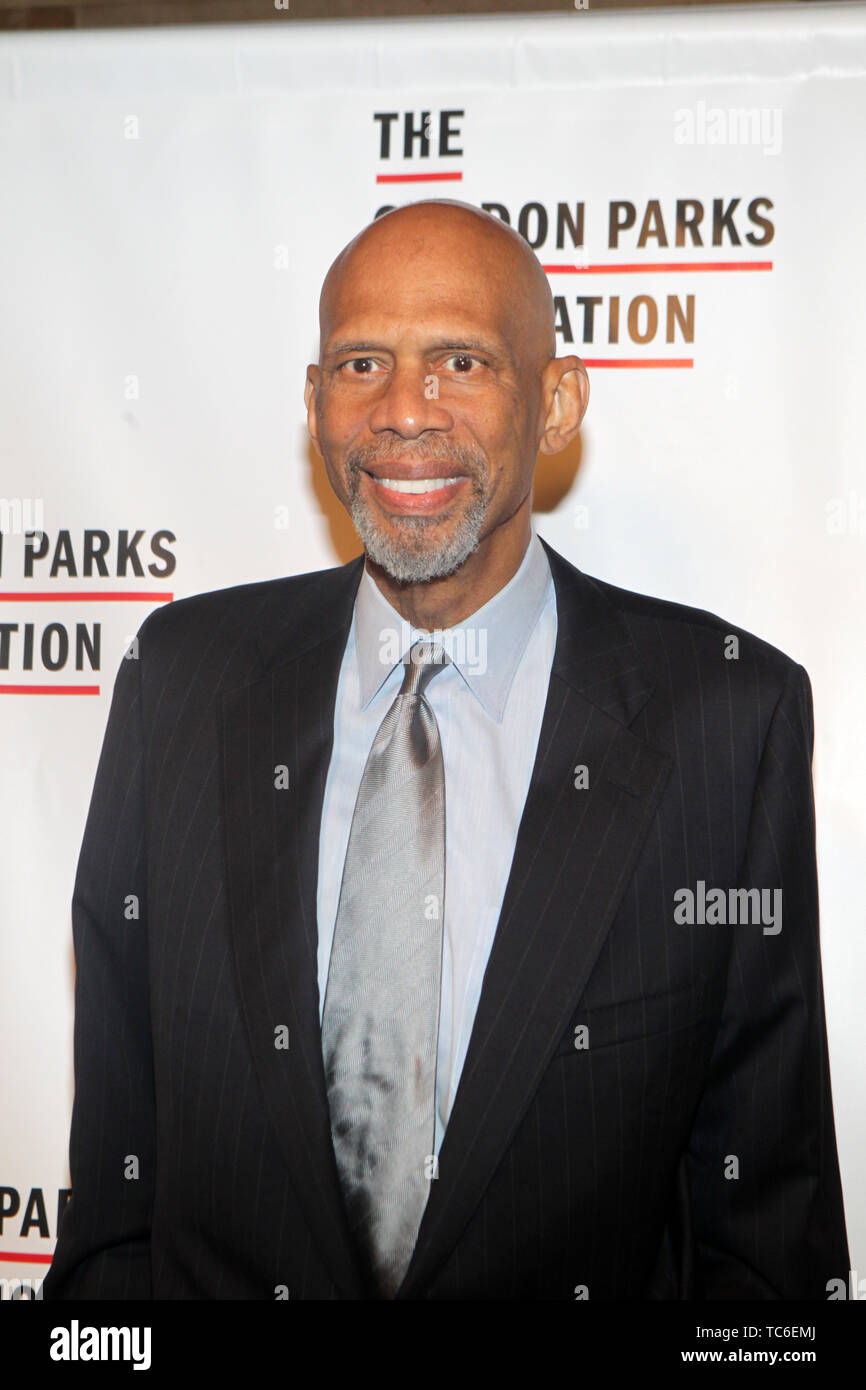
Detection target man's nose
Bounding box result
[368,364,453,438]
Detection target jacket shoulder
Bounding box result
[135,557,363,671]
[592,572,801,680]
[541,540,808,711]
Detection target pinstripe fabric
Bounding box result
[43,541,849,1300]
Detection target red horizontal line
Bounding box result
[376,171,463,183]
[0,1251,52,1264]
[582,359,694,368]
[544,261,772,274]
[0,592,173,601]
[0,685,101,695]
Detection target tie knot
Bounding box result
[399,639,450,699]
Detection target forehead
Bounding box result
[323,298,513,360]
[321,223,521,349]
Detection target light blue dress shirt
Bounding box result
[317,529,557,1158]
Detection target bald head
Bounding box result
[319,200,556,370]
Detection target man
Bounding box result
[44,200,848,1300]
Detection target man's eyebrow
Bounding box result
[323,337,509,361]
[324,342,384,357]
[427,338,508,361]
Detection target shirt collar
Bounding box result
[354,529,553,722]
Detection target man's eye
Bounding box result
[445,355,478,373]
[342,358,379,374]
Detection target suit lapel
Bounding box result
[398,541,673,1298]
[221,556,366,1298]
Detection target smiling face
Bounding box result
[306,201,588,612]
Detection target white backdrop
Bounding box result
[1,5,864,1296]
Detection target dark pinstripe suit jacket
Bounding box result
[44,539,849,1300]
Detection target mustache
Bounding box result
[344,437,487,478]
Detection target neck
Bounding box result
[366,506,532,630]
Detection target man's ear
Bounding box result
[537,355,589,455]
[305,366,323,457]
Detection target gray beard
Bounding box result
[343,443,490,584]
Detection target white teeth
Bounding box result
[374,476,460,494]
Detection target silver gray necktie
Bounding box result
[321,638,449,1299]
